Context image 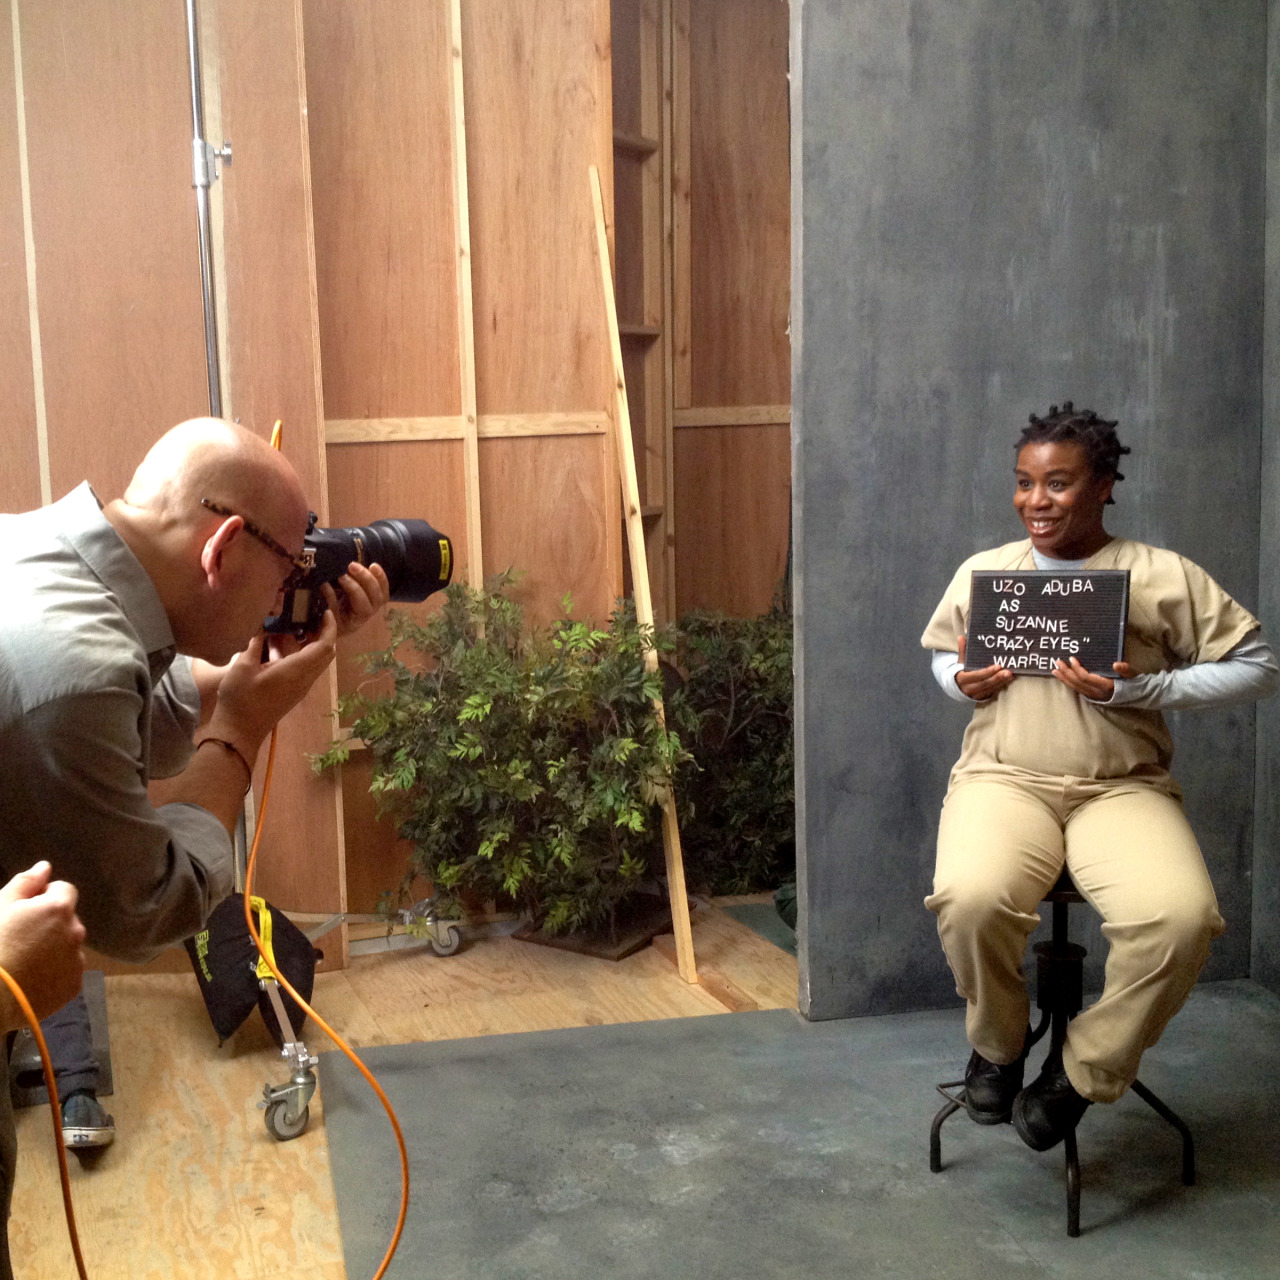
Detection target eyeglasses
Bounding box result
[201,498,310,589]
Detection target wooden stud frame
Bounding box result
[673,405,791,428]
[326,412,608,444]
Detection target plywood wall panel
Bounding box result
[674,423,790,616]
[341,750,420,916]
[613,153,648,325]
[0,7,39,512]
[18,0,207,502]
[215,0,326,449]
[303,0,622,920]
[687,0,789,408]
[207,0,345,931]
[326,437,469,912]
[464,0,615,415]
[610,0,643,139]
[302,0,460,419]
[480,434,617,627]
[326,438,470,684]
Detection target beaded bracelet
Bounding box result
[197,737,254,792]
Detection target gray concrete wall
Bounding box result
[793,0,1267,1019]
[1256,1,1280,999]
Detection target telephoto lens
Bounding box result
[265,515,453,637]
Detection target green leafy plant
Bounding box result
[314,575,690,936]
[668,606,795,895]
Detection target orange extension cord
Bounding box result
[252,421,409,1277]
[0,965,91,1280]
[243,727,410,1279]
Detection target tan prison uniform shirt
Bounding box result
[920,538,1259,794]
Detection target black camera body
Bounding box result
[265,514,454,638]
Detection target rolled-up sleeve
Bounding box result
[0,688,231,961]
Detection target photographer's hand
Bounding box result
[322,561,390,638]
[212,608,339,746]
[152,611,339,834]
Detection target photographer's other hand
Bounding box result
[954,635,1015,701]
[0,862,86,1029]
[1053,656,1136,702]
[322,561,391,638]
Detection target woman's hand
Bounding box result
[1052,657,1136,701]
[954,635,1016,702]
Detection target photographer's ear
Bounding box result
[200,516,243,586]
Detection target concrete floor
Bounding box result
[320,979,1280,1279]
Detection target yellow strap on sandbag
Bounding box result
[251,895,276,980]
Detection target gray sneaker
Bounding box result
[61,1092,115,1149]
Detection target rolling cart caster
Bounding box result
[260,1060,316,1142]
[259,975,318,1142]
[430,924,462,957]
[263,1094,310,1141]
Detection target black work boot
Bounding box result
[963,1046,1026,1125]
[1012,1050,1092,1151]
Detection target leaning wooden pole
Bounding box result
[589,164,697,984]
[448,0,484,590]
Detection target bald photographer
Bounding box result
[0,418,391,1276]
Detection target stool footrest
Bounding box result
[1130,1079,1196,1185]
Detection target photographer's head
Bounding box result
[1013,402,1128,561]
[105,418,312,663]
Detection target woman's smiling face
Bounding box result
[1013,440,1114,561]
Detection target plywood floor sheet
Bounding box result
[10,900,797,1278]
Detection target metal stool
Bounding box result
[929,869,1195,1236]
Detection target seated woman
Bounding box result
[920,403,1279,1151]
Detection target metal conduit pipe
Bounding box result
[183,0,231,418]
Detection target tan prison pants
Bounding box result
[925,774,1224,1104]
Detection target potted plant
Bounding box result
[314,575,691,942]
[667,606,795,896]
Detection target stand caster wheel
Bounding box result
[430,926,462,957]
[264,1099,309,1141]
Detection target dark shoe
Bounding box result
[963,1047,1025,1125]
[1012,1053,1091,1151]
[61,1091,115,1150]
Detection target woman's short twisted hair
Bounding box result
[1016,401,1130,504]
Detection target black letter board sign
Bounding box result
[964,571,1129,676]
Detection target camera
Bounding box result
[265,513,454,638]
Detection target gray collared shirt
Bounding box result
[0,483,232,960]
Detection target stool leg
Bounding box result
[1064,1127,1081,1237]
[1130,1079,1196,1186]
[930,1095,963,1173]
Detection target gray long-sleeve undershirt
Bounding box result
[930,548,1280,709]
